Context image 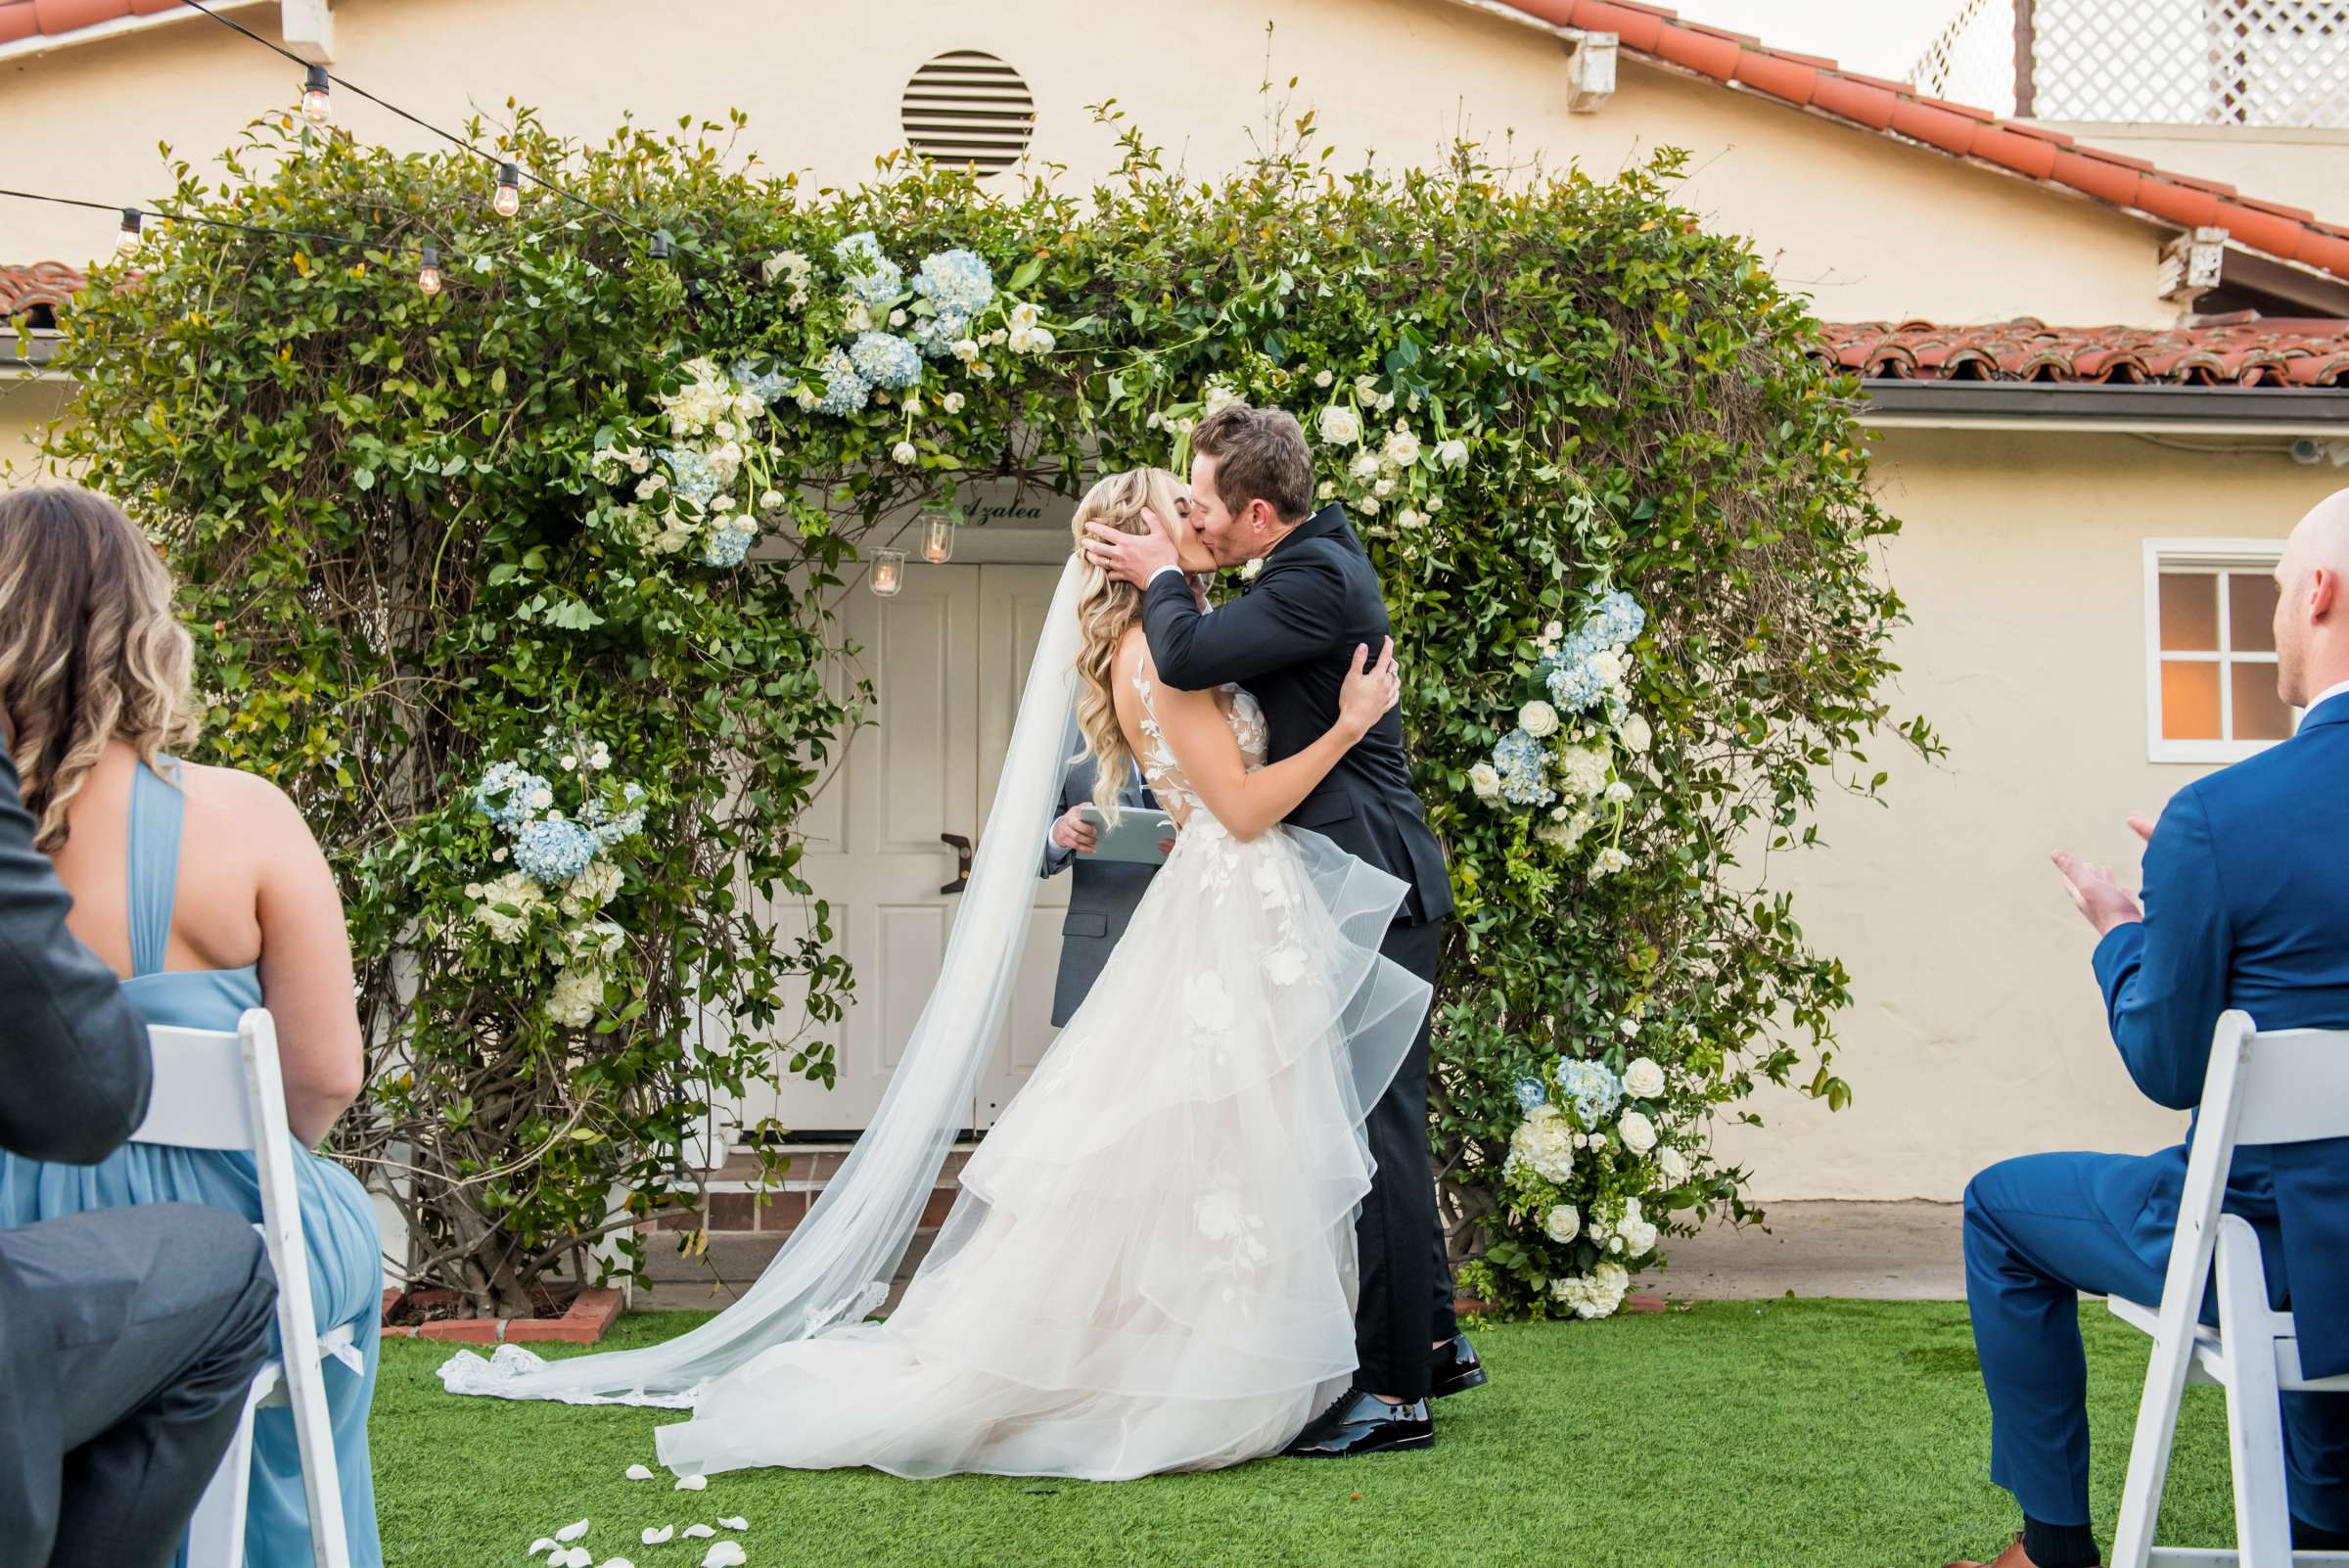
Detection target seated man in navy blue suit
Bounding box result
[1953,490,2349,1568]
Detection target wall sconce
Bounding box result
[870,548,906,597]
[920,507,958,564]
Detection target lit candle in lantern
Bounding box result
[920,507,957,564]
[870,548,906,597]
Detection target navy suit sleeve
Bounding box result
[2091,785,2232,1111]
[0,747,153,1162]
[1141,553,1352,691]
[1040,768,1077,879]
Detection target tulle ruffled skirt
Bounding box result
[653,821,1429,1481]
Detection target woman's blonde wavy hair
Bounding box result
[0,484,199,851]
[1068,466,1192,826]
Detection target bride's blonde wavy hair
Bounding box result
[1069,466,1191,826]
[0,484,199,851]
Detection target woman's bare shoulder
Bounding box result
[178,761,312,846]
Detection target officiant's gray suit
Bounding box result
[1037,726,1160,1028]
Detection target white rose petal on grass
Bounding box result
[530,1541,558,1558]
[558,1521,591,1544]
[703,1545,749,1568]
[675,1473,709,1491]
[624,1463,654,1481]
[719,1517,750,1531]
[1622,1057,1666,1099]
[602,1560,636,1568]
[684,1524,717,1538]
[642,1526,675,1545]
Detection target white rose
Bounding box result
[888,308,907,327]
[1396,508,1425,530]
[1468,761,1501,800]
[1543,1204,1581,1244]
[1617,1109,1658,1154]
[1436,438,1470,469]
[1317,481,1337,500]
[892,440,918,465]
[1657,1146,1691,1186]
[1313,369,1333,388]
[1350,450,1382,480]
[1009,301,1040,331]
[1373,477,1395,497]
[1517,700,1559,738]
[1623,1057,1665,1098]
[1026,327,1055,353]
[1382,429,1421,467]
[1356,493,1380,515]
[1317,405,1361,445]
[1621,713,1652,754]
[951,338,980,363]
[1355,374,1380,400]
[1604,780,1634,805]
[942,392,965,412]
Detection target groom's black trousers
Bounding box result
[1358,916,1455,1402]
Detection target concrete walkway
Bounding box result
[1646,1200,1966,1301]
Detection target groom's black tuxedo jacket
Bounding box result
[1142,504,1452,926]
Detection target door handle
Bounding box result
[940,832,973,895]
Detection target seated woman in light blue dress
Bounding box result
[0,484,382,1568]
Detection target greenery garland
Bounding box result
[35,99,1933,1315]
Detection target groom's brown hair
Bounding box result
[1191,403,1313,525]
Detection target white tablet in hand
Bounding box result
[1076,804,1179,866]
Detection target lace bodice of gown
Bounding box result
[1130,669,1268,830]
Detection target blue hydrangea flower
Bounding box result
[1588,590,1645,650]
[1556,1058,1623,1126]
[729,361,791,405]
[910,310,971,359]
[1546,654,1611,714]
[584,782,649,846]
[661,445,723,510]
[474,762,552,832]
[513,817,599,885]
[1493,728,1555,808]
[912,248,994,317]
[832,231,903,305]
[815,347,871,415]
[700,518,757,569]
[1513,1077,1549,1112]
[848,331,923,391]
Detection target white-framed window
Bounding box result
[2143,538,2294,763]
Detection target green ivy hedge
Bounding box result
[37,101,1931,1315]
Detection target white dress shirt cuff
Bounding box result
[1146,564,1186,588]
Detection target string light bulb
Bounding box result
[492,162,522,218]
[115,208,142,254]
[300,64,331,123]
[649,230,672,260]
[416,245,442,297]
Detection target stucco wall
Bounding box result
[1724,427,2346,1200]
[1,0,2172,325]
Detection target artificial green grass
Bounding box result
[374,1299,2237,1568]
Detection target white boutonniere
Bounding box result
[1239,558,1264,582]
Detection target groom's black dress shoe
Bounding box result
[1428,1334,1488,1400]
[1280,1389,1433,1457]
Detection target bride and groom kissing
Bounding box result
[445,401,1479,1479]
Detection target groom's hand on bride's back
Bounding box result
[1083,509,1180,588]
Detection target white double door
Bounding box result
[738,563,1070,1141]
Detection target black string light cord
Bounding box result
[175,0,659,239]
[0,185,487,269]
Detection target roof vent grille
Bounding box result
[900,50,1035,176]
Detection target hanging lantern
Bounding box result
[300,64,332,123]
[416,245,442,297]
[869,548,906,598]
[920,507,957,564]
[492,162,522,218]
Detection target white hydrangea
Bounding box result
[1657,1145,1691,1187]
[1317,405,1361,445]
[1551,1261,1631,1319]
[1622,1056,1666,1099]
[1503,1103,1575,1184]
[546,965,605,1029]
[1469,761,1501,801]
[1554,744,1610,801]
[1535,809,1593,850]
[1620,712,1653,754]
[562,858,624,914]
[1543,1204,1581,1244]
[1617,1197,1659,1257]
[1518,700,1559,739]
[472,872,542,944]
[1617,1109,1658,1154]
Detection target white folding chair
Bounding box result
[2108,1010,2349,1568]
[129,1007,353,1568]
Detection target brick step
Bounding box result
[634,1225,940,1315]
[655,1144,976,1238]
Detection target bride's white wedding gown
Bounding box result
[652,666,1426,1481]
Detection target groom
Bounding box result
[1084,401,1479,1457]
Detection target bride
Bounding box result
[442,467,1431,1481]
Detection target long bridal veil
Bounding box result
[438,554,1091,1407]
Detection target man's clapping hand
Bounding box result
[2050,816,2152,937]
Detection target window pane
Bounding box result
[2229,573,2280,654]
[2232,661,2295,740]
[2159,572,2220,652]
[2162,660,2222,739]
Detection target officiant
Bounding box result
[1038,715,1165,1026]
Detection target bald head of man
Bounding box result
[2273,488,2349,710]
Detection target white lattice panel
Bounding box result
[1911,0,2349,126]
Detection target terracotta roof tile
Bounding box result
[0,4,36,45]
[0,260,86,317]
[1815,318,2349,389]
[1493,0,2349,285]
